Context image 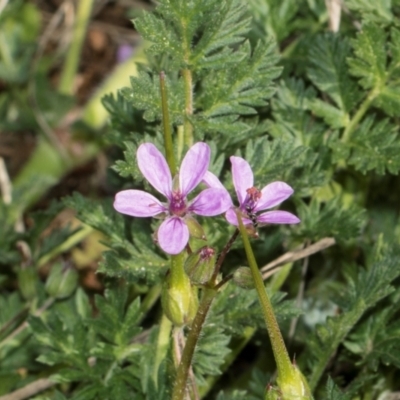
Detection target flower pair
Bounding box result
[114,142,299,254]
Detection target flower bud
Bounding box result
[45,263,78,299]
[274,363,313,400]
[232,266,254,289]
[17,266,38,300]
[161,271,197,326]
[184,246,216,285]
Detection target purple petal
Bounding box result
[114,190,165,217]
[230,156,253,206]
[189,188,233,216]
[202,171,226,190]
[117,44,134,63]
[255,182,294,212]
[158,217,189,254]
[179,143,210,196]
[257,211,300,225]
[137,143,172,197]
[225,208,252,226]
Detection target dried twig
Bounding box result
[0,157,12,205]
[0,0,9,15]
[0,298,55,350]
[325,0,342,32]
[0,157,25,232]
[288,241,310,342]
[261,237,336,280]
[0,378,55,400]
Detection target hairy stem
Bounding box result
[160,71,177,174]
[58,0,94,94]
[341,86,380,143]
[236,211,293,382]
[211,229,239,284]
[171,288,217,400]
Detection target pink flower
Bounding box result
[113,143,232,254]
[203,157,300,227]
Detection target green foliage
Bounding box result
[303,241,400,390]
[294,197,366,243]
[343,292,400,371]
[348,25,400,117]
[308,34,361,113]
[122,0,281,140]
[0,1,40,84]
[29,287,145,399]
[193,323,231,387]
[242,137,327,194]
[135,0,250,70]
[324,377,351,400]
[247,0,300,42]
[348,24,387,90]
[216,390,249,399]
[345,0,393,24]
[3,0,400,398]
[333,116,400,174]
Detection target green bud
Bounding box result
[232,266,255,289]
[45,263,78,299]
[184,246,216,285]
[162,270,197,326]
[275,363,313,400]
[17,266,38,300]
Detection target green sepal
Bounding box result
[161,270,198,327]
[184,246,216,285]
[276,363,313,400]
[185,215,206,240]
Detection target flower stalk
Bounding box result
[236,210,293,379]
[236,211,312,399]
[58,0,94,95]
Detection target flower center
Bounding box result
[244,187,261,213]
[169,191,187,216]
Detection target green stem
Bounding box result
[160,72,177,174]
[236,211,293,382]
[171,287,217,400]
[211,229,239,284]
[37,224,93,267]
[139,284,162,321]
[153,313,172,387]
[182,68,193,147]
[58,0,94,94]
[341,86,380,143]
